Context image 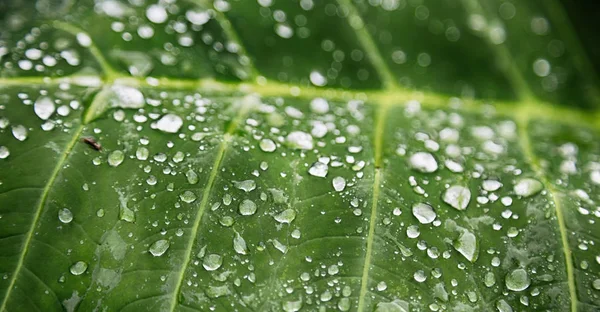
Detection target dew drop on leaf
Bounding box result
[308,161,328,177]
[179,191,197,203]
[409,152,438,173]
[203,254,223,271]
[282,298,302,312]
[108,150,124,167]
[239,199,257,216]
[333,176,346,192]
[234,180,256,192]
[374,300,409,312]
[0,146,9,159]
[274,208,296,224]
[259,138,276,152]
[286,131,313,150]
[34,96,55,120]
[453,230,478,262]
[69,261,88,275]
[505,268,531,291]
[11,125,27,141]
[513,178,543,197]
[443,185,471,210]
[496,299,513,312]
[146,4,168,23]
[155,114,183,133]
[58,208,73,224]
[149,239,170,257]
[309,71,327,86]
[233,232,248,255]
[412,203,436,224]
[186,169,198,184]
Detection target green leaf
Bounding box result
[1,0,599,311]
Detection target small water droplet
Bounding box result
[234,180,256,192]
[203,254,223,271]
[69,261,88,275]
[513,178,543,197]
[12,125,28,141]
[108,150,124,167]
[286,131,313,150]
[259,139,276,152]
[412,203,436,224]
[233,233,248,255]
[34,96,55,120]
[505,268,531,291]
[274,209,296,224]
[179,191,197,203]
[0,146,9,159]
[308,161,328,177]
[333,176,346,192]
[453,230,478,262]
[239,199,257,216]
[409,152,438,173]
[155,114,183,133]
[443,185,471,210]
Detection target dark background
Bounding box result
[560,0,600,74]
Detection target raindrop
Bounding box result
[34,97,55,120]
[186,169,199,184]
[155,114,183,133]
[513,178,543,197]
[58,208,73,224]
[412,203,436,224]
[0,146,9,159]
[70,261,88,275]
[108,150,125,167]
[146,4,168,23]
[453,231,478,262]
[309,71,327,86]
[202,254,223,271]
[260,139,276,152]
[308,161,328,177]
[286,131,313,150]
[505,268,531,291]
[233,233,248,255]
[333,176,346,192]
[234,180,256,192]
[409,152,438,173]
[149,239,170,257]
[274,209,296,224]
[443,185,471,210]
[179,191,197,203]
[12,125,28,141]
[239,199,257,216]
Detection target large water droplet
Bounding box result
[308,161,328,177]
[34,96,55,120]
[234,180,256,192]
[58,208,73,224]
[412,203,436,224]
[286,131,313,150]
[70,261,88,275]
[155,114,183,133]
[443,185,471,210]
[108,150,124,167]
[274,209,296,224]
[149,239,170,257]
[203,254,223,271]
[513,178,543,197]
[505,268,531,291]
[259,139,276,152]
[453,230,478,262]
[12,125,28,141]
[146,4,168,23]
[409,152,438,173]
[333,176,346,192]
[179,191,197,203]
[239,199,257,216]
[233,233,248,255]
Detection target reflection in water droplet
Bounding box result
[149,239,170,257]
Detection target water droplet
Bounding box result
[108,150,124,167]
[483,180,502,192]
[70,261,88,275]
[34,97,55,120]
[146,4,168,23]
[333,176,346,192]
[505,268,531,291]
[179,191,197,203]
[310,97,330,114]
[286,131,313,150]
[377,281,387,291]
[453,231,478,262]
[155,114,183,133]
[337,297,351,311]
[149,239,170,257]
[282,298,303,312]
[274,209,296,224]
[592,278,600,290]
[234,180,256,192]
[233,233,248,255]
[186,9,210,25]
[412,203,436,224]
[239,199,257,216]
[259,139,276,152]
[484,272,496,287]
[11,125,28,141]
[203,254,223,271]
[58,208,73,224]
[375,300,409,312]
[496,299,513,312]
[308,161,328,177]
[309,71,327,86]
[0,146,9,159]
[443,185,471,210]
[409,152,438,173]
[513,178,543,197]
[186,169,199,184]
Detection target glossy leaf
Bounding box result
[0,0,599,311]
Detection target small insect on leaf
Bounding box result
[82,137,102,151]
